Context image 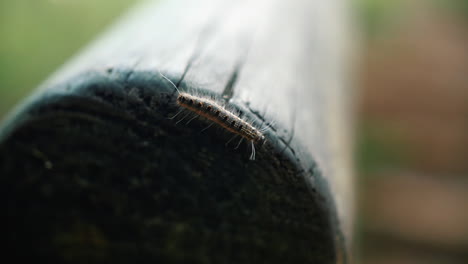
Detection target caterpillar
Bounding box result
[159,72,266,160]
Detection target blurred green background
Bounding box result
[1,0,467,263]
[356,0,468,263]
[0,0,139,120]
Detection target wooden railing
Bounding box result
[0,0,353,263]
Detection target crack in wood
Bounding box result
[176,23,219,88]
[222,62,241,100]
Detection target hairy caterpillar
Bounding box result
[160,72,266,160]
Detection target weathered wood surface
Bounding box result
[0,0,353,263]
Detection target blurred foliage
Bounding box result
[432,0,468,20]
[354,0,410,175]
[354,0,405,38]
[356,122,410,175]
[356,0,468,175]
[0,0,140,120]
[355,0,468,38]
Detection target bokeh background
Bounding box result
[1,0,467,263]
[0,0,139,118]
[356,0,468,263]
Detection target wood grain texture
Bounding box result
[0,0,353,263]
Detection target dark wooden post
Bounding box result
[0,0,353,263]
